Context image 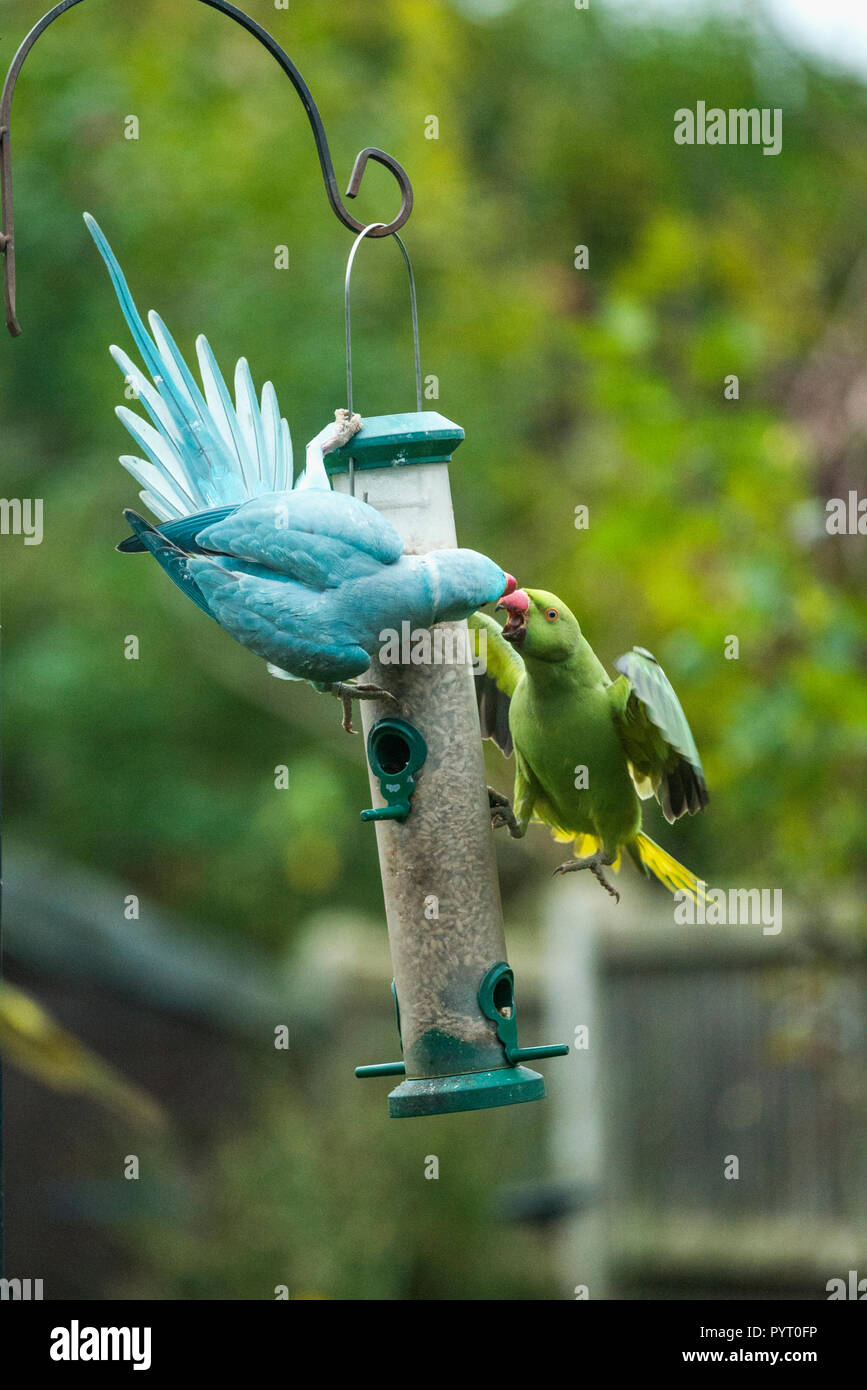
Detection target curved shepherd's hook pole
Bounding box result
[0,0,414,336]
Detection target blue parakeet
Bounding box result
[85,214,515,728]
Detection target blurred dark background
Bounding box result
[1,0,864,1299]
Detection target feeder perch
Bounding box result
[361,718,427,823]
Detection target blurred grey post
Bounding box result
[543,880,609,1298]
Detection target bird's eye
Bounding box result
[545,608,559,622]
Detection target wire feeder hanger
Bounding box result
[344,222,422,494]
[0,0,415,337]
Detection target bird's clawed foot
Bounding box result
[553,851,620,903]
[320,408,363,455]
[488,787,520,837]
[330,681,398,734]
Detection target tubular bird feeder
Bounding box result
[1,0,567,1118]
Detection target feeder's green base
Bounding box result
[387,1065,545,1118]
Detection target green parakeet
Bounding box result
[470,589,708,902]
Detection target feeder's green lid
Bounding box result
[326,412,464,474]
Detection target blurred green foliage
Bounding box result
[2,0,865,1299]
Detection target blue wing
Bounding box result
[119,490,405,585]
[188,561,373,683]
[195,491,404,580]
[123,511,368,678]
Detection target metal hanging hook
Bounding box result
[345,223,422,416]
[0,0,414,336]
[344,221,422,496]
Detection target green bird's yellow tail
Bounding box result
[551,827,704,903]
[633,832,705,903]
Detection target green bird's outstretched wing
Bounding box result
[468,612,524,757]
[610,646,709,824]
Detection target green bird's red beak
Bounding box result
[496,587,530,646]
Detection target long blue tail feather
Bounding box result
[84,215,229,496]
[85,213,295,518]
